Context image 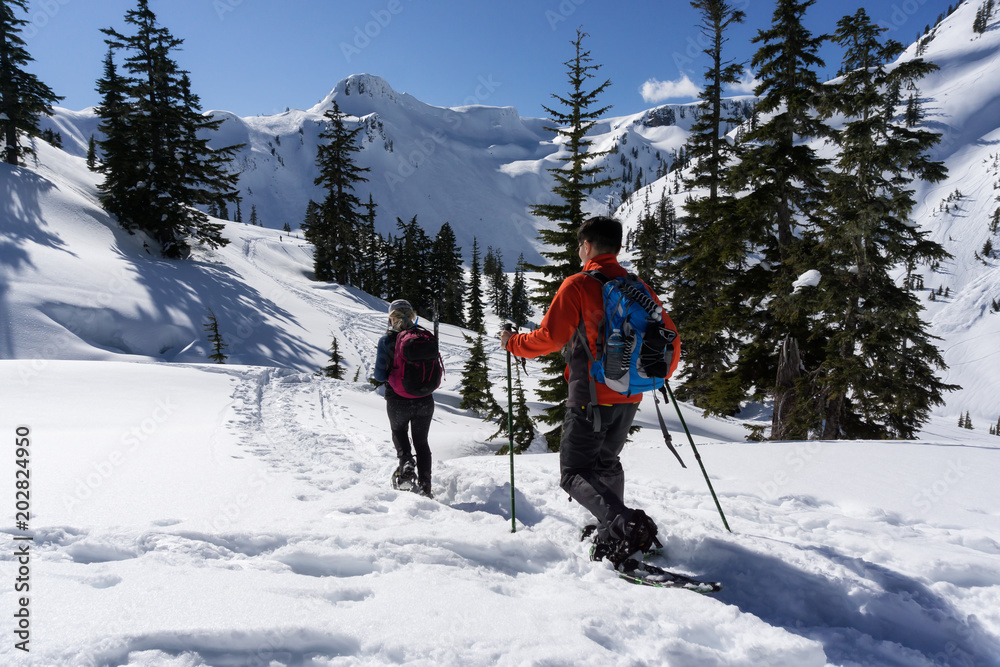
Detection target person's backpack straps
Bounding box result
[573,315,603,432]
[579,270,610,432]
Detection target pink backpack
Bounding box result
[387,326,443,398]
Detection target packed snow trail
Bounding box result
[238,235,388,376]
[3,361,1000,664]
[219,367,1000,666]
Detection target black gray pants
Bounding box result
[560,402,640,540]
[386,392,434,486]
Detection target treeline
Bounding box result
[667,0,957,441]
[292,94,536,331]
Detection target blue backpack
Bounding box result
[585,271,678,396]
[579,271,686,468]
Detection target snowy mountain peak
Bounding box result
[310,74,411,117]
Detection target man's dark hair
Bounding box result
[578,216,623,255]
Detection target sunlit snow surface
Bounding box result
[3,2,1000,664]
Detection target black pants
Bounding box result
[559,402,640,540]
[386,392,434,486]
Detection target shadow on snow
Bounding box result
[698,538,1000,666]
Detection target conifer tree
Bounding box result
[633,199,669,294]
[382,231,400,293]
[355,194,385,298]
[494,360,536,455]
[483,246,498,281]
[671,0,747,414]
[38,127,60,147]
[302,200,321,234]
[974,3,989,33]
[89,47,126,170]
[725,0,833,438]
[466,238,486,334]
[308,101,369,283]
[904,93,924,128]
[459,333,497,414]
[86,135,97,169]
[392,215,432,314]
[321,334,346,379]
[204,309,227,364]
[657,193,679,250]
[485,247,511,321]
[430,222,465,327]
[0,0,62,165]
[529,28,616,445]
[509,254,534,330]
[814,8,956,439]
[511,363,536,453]
[97,1,240,258]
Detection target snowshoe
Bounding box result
[615,558,722,593]
[391,460,417,492]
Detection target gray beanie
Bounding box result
[388,299,412,313]
[387,299,416,332]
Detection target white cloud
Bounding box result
[727,69,760,95]
[639,75,700,103]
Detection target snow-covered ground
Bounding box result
[1,358,998,666]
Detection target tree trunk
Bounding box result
[771,335,803,440]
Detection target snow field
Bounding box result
[2,359,998,665]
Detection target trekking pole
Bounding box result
[664,382,732,533]
[503,322,517,533]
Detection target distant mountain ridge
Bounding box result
[43,72,722,266]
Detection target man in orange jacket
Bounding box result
[500,216,679,567]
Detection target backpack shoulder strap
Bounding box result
[386,330,400,370]
[576,273,609,432]
[574,315,603,432]
[583,269,609,285]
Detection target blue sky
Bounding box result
[22,0,952,118]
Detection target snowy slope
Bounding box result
[1,139,389,374]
